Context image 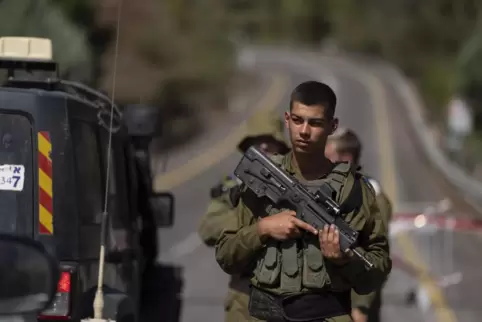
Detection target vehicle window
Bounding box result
[0,114,33,235]
[71,122,103,225]
[100,136,133,251]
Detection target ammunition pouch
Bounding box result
[248,285,351,322]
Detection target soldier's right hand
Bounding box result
[256,210,318,241]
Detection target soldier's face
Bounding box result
[257,141,283,155]
[285,102,338,154]
[325,141,339,162]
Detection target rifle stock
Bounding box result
[234,146,373,269]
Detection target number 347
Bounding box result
[0,176,21,187]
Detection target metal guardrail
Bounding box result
[387,66,482,213]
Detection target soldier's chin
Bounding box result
[293,144,311,153]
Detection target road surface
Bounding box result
[154,47,482,322]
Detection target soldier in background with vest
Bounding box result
[325,128,393,322]
[215,81,391,322]
[198,111,290,322]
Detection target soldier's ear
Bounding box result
[330,117,339,135]
[284,111,290,129]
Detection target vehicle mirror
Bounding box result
[0,234,59,316]
[150,192,175,227]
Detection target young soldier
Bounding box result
[198,111,290,321]
[215,81,392,322]
[325,128,393,322]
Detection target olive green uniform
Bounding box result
[351,177,392,322]
[198,111,290,322]
[215,152,392,322]
[198,175,253,321]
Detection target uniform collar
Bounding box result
[282,151,296,175]
[283,151,333,180]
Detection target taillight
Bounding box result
[58,272,71,293]
[38,271,72,320]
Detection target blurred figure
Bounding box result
[325,127,392,322]
[198,111,290,322]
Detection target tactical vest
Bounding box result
[251,154,366,294]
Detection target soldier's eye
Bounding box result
[292,117,303,125]
[309,121,324,127]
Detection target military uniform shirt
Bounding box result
[215,151,392,295]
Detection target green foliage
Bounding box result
[325,0,480,122]
[0,0,94,83]
[6,0,482,151]
[48,0,95,28]
[225,0,331,45]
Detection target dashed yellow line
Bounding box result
[349,61,458,322]
[154,74,289,191]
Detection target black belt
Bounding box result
[249,285,351,322]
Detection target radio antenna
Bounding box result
[82,0,123,321]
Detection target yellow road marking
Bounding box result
[355,62,458,321]
[154,74,289,191]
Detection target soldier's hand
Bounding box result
[257,210,318,241]
[319,224,349,263]
[351,308,367,322]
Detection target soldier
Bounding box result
[198,110,290,322]
[325,128,392,322]
[215,81,391,322]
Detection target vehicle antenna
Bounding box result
[82,0,123,321]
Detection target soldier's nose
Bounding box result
[300,124,310,136]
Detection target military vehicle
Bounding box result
[0,36,177,322]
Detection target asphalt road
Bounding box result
[154,47,482,322]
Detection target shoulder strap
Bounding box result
[326,161,353,200]
[339,173,363,214]
[326,162,363,214]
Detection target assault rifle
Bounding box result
[233,146,373,268]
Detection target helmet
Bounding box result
[237,110,290,154]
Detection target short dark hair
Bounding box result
[289,81,337,118]
[328,128,362,164]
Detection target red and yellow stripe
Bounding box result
[38,131,53,235]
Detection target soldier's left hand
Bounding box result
[319,224,349,263]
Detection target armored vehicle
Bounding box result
[0,36,176,322]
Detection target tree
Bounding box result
[0,0,94,83]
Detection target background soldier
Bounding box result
[325,128,393,322]
[215,81,391,322]
[198,110,290,321]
